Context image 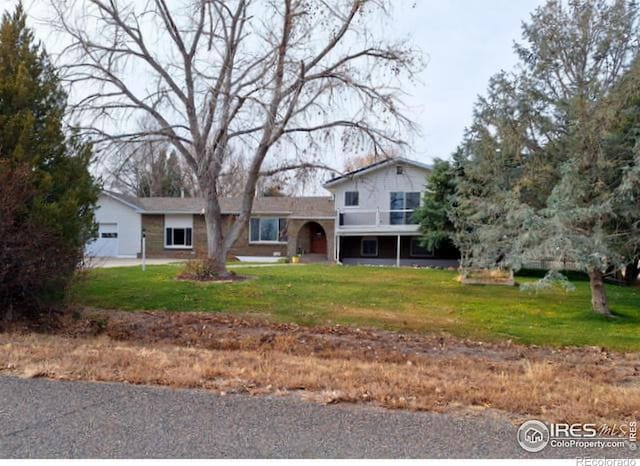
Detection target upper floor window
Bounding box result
[344,191,359,207]
[396,165,404,175]
[250,217,287,243]
[390,192,421,225]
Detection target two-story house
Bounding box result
[87,157,459,267]
[324,157,459,267]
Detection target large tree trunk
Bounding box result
[624,259,639,286]
[202,190,232,279]
[587,269,612,317]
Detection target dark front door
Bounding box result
[310,224,327,254]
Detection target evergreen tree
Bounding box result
[413,158,457,251]
[453,72,554,269]
[514,0,640,316]
[603,59,640,285]
[454,0,640,316]
[0,4,98,318]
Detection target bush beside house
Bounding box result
[0,6,98,319]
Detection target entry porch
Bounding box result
[336,234,459,268]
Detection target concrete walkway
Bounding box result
[87,258,184,268]
[87,257,301,269]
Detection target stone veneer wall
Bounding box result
[141,214,202,259]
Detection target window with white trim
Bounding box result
[410,238,433,257]
[361,237,378,257]
[165,214,193,248]
[250,217,287,243]
[344,191,359,207]
[166,227,192,247]
[390,192,421,225]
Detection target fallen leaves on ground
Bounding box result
[0,308,638,428]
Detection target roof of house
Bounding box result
[102,191,335,217]
[135,197,205,214]
[323,156,432,189]
[102,190,145,210]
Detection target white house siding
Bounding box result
[323,160,456,266]
[164,214,194,229]
[89,194,141,257]
[328,162,430,232]
[332,163,429,212]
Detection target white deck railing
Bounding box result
[336,209,418,228]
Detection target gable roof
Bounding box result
[101,190,144,211]
[104,193,335,217]
[323,156,432,189]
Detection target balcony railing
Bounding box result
[337,209,418,228]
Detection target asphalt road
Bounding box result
[0,376,636,459]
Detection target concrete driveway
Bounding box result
[86,258,185,268]
[86,258,298,269]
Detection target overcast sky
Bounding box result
[8,0,545,165]
[399,0,545,162]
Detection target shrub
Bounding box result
[178,259,238,281]
[0,6,99,320]
[0,164,80,319]
[519,270,576,294]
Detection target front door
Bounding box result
[310,224,327,254]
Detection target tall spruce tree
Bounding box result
[515,0,640,316]
[454,0,640,316]
[413,158,458,251]
[603,59,640,285]
[0,3,98,318]
[453,72,556,270]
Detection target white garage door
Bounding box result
[86,223,119,257]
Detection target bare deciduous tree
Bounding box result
[109,140,192,197]
[51,0,420,277]
[104,116,193,197]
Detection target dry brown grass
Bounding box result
[334,305,460,329]
[1,309,638,428]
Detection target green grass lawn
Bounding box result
[71,264,640,351]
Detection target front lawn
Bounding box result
[72,264,640,351]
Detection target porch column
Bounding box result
[396,234,401,267]
[336,233,341,263]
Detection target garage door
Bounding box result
[86,223,119,257]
